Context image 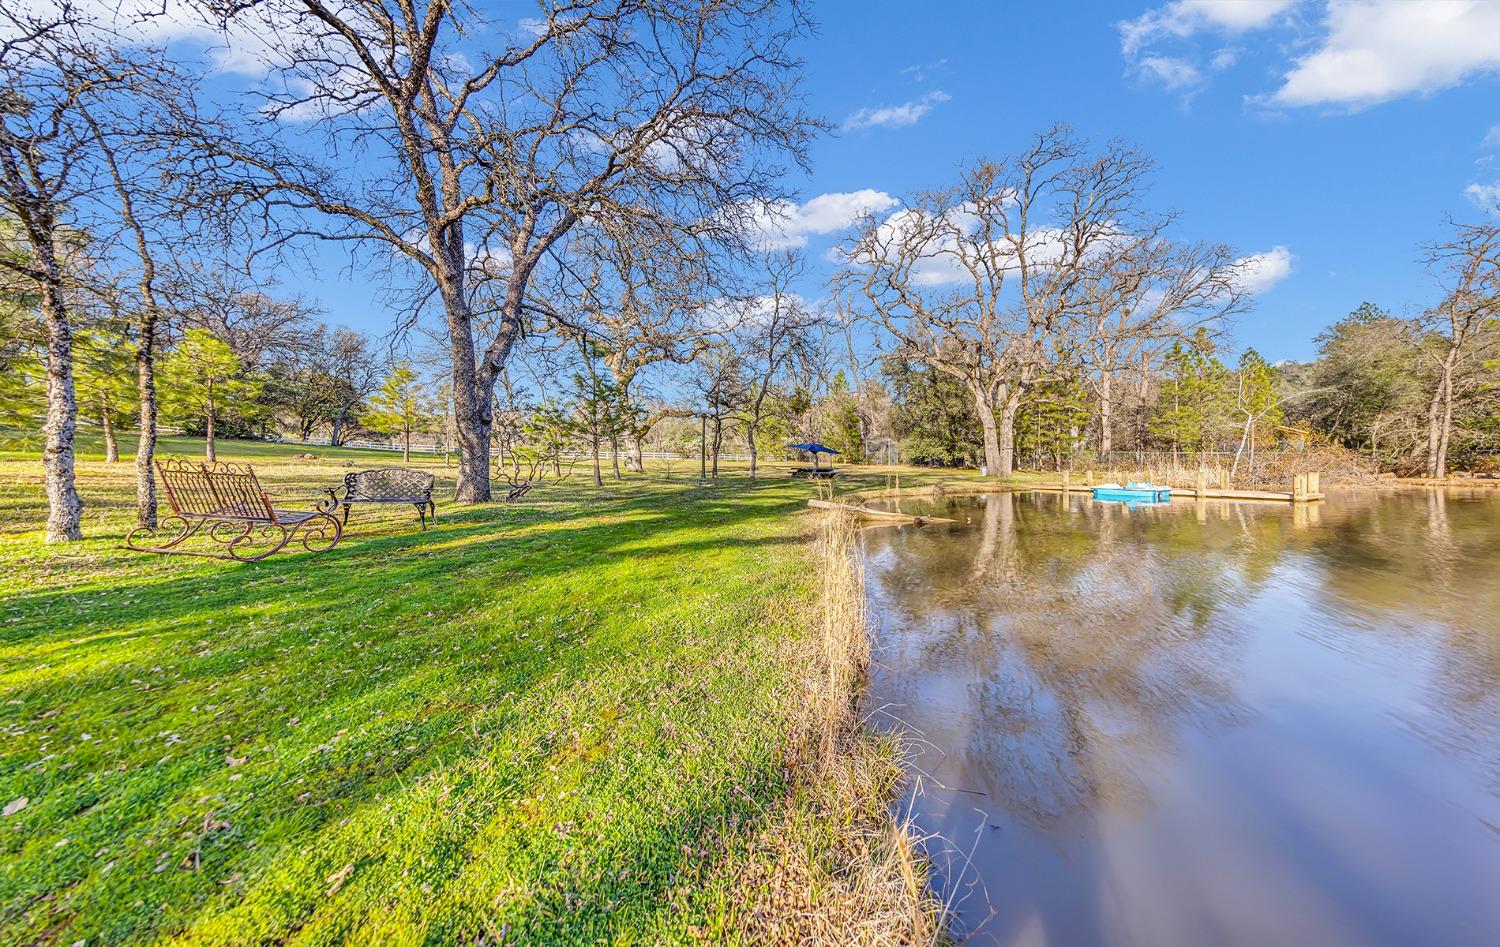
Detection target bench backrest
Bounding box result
[344,467,434,500]
[158,459,276,521]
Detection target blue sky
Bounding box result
[129,0,1500,364]
[776,0,1500,362]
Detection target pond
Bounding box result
[860,489,1500,946]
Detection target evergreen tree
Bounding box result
[363,364,435,461]
[569,366,627,487]
[1016,376,1091,469]
[73,330,138,463]
[1150,335,1232,457]
[822,370,864,461]
[884,359,982,467]
[160,329,261,462]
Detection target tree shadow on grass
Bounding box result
[1,481,820,942]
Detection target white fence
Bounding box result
[273,436,751,462]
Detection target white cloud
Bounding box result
[899,58,948,83]
[1120,0,1297,56]
[1266,1,1500,109]
[1464,182,1500,212]
[1232,245,1295,293]
[852,206,1080,288]
[10,0,287,75]
[1135,56,1203,90]
[1484,124,1500,149]
[842,91,951,131]
[1210,47,1240,71]
[747,190,898,250]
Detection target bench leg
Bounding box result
[414,502,427,530]
[341,503,352,528]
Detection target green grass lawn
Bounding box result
[0,436,956,945]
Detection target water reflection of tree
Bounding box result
[1308,490,1500,787]
[868,489,1500,819]
[866,492,1295,830]
[863,489,1500,943]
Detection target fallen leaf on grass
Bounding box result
[3,797,26,817]
[325,863,354,895]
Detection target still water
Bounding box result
[860,489,1500,946]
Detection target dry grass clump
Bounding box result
[715,511,946,945]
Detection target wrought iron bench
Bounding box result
[125,460,342,561]
[326,467,437,529]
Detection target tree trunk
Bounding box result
[102,404,119,463]
[40,277,84,541]
[1438,384,1455,477]
[628,436,645,474]
[711,417,722,479]
[403,428,411,462]
[205,391,217,462]
[997,389,1021,477]
[973,387,1003,478]
[591,431,603,487]
[440,273,494,502]
[330,406,349,446]
[88,108,159,527]
[610,433,622,480]
[747,425,759,479]
[136,326,158,527]
[1424,356,1455,478]
[1097,370,1114,456]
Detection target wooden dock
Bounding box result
[1030,471,1326,503]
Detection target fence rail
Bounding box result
[272,436,752,462]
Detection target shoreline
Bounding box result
[719,509,945,944]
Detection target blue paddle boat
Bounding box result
[1091,481,1172,503]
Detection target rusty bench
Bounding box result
[125,459,342,561]
[325,467,437,529]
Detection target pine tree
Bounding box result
[363,364,435,462]
[73,331,138,463]
[160,329,261,462]
[1150,335,1232,458]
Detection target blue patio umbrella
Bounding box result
[788,442,840,470]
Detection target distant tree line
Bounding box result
[3,3,1496,545]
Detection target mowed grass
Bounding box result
[0,436,896,944]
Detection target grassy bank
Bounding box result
[0,437,936,944]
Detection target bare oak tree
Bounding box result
[0,11,113,540]
[842,126,1151,476]
[1417,220,1500,478]
[732,250,820,478]
[1071,231,1243,455]
[203,0,821,501]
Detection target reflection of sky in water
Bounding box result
[861,489,1500,946]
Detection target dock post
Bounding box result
[1062,470,1071,495]
[1293,500,1310,529]
[1086,469,1094,486]
[1308,472,1320,496]
[1195,468,1207,499]
[1293,473,1307,502]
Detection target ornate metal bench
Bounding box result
[326,467,437,529]
[125,460,342,561]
